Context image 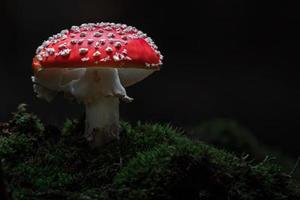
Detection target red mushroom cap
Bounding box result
[33,22,163,72]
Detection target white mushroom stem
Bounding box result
[84,96,120,146]
[75,68,132,146]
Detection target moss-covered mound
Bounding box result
[187,119,263,158]
[0,105,299,200]
[188,119,300,180]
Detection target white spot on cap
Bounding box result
[125,56,132,61]
[114,42,122,49]
[81,57,89,62]
[107,32,115,38]
[78,39,84,44]
[93,32,102,37]
[58,43,67,50]
[59,49,71,57]
[152,44,158,49]
[40,51,48,57]
[71,26,80,33]
[80,23,87,28]
[81,27,88,31]
[70,33,76,38]
[104,27,112,31]
[46,48,55,55]
[36,55,43,61]
[61,29,69,34]
[36,46,43,54]
[79,48,89,54]
[87,39,94,44]
[140,32,147,38]
[99,39,106,45]
[93,51,101,57]
[61,35,68,40]
[70,39,78,44]
[118,31,125,35]
[124,26,135,33]
[101,56,111,62]
[122,49,127,55]
[54,33,62,39]
[113,53,124,62]
[146,37,153,43]
[80,32,87,37]
[94,41,100,49]
[42,40,50,47]
[105,47,113,53]
[109,39,114,44]
[113,54,120,61]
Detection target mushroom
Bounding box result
[32,22,163,146]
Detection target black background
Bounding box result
[1,0,300,157]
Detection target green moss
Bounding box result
[0,134,33,159]
[9,104,44,136]
[0,105,299,200]
[188,119,263,158]
[188,119,300,180]
[112,143,298,200]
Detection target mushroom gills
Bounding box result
[61,68,133,103]
[118,68,155,87]
[33,67,155,101]
[32,68,87,101]
[32,83,57,102]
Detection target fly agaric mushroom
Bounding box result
[32,22,163,146]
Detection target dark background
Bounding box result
[1,0,300,158]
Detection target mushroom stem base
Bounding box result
[84,97,119,147]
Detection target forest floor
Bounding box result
[0,104,299,200]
